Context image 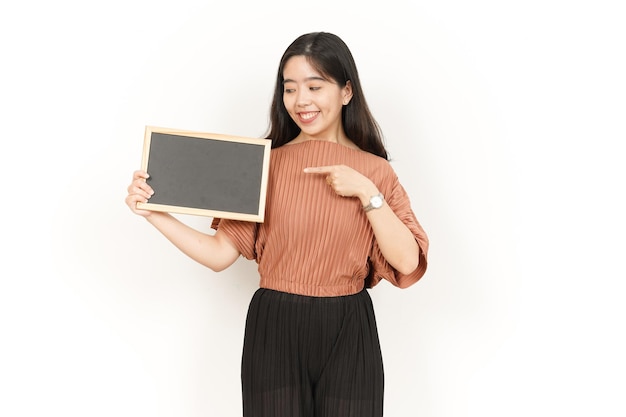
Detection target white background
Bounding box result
[1,0,624,416]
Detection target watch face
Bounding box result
[371,195,383,208]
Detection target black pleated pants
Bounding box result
[241,288,384,417]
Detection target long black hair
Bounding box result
[265,32,388,160]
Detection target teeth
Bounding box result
[300,112,317,120]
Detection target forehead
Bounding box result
[283,56,326,82]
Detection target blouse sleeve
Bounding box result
[366,173,429,289]
[211,218,258,261]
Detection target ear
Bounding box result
[342,80,353,105]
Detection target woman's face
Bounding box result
[282,55,352,141]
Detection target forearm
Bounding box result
[145,211,240,272]
[356,183,420,274]
[366,204,421,275]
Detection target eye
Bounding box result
[284,88,295,94]
[309,86,321,91]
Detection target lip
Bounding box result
[297,111,319,124]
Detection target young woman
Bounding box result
[126,32,429,417]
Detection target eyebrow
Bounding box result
[282,76,327,84]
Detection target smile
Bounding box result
[298,111,319,122]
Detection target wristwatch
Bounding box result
[363,193,384,212]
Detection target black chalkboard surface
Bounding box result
[136,126,271,222]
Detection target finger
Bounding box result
[126,192,148,206]
[132,171,154,190]
[129,170,151,189]
[126,194,153,216]
[127,182,151,197]
[303,166,336,174]
[127,181,153,201]
[133,169,150,180]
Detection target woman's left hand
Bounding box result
[304,165,378,205]
[305,165,420,275]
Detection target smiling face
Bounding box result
[282,55,353,143]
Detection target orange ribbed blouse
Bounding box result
[212,140,429,297]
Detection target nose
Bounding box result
[296,89,311,107]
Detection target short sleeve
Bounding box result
[211,218,259,261]
[366,175,429,289]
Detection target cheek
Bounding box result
[282,93,294,109]
[282,98,293,113]
[282,96,297,120]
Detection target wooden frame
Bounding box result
[136,126,272,222]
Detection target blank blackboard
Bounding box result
[136,126,271,222]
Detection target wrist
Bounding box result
[358,185,380,206]
[362,192,385,212]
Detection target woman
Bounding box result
[126,32,429,417]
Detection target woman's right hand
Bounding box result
[124,170,240,271]
[125,170,155,217]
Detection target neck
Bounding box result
[295,128,348,145]
[291,132,359,150]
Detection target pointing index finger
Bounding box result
[303,166,335,174]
